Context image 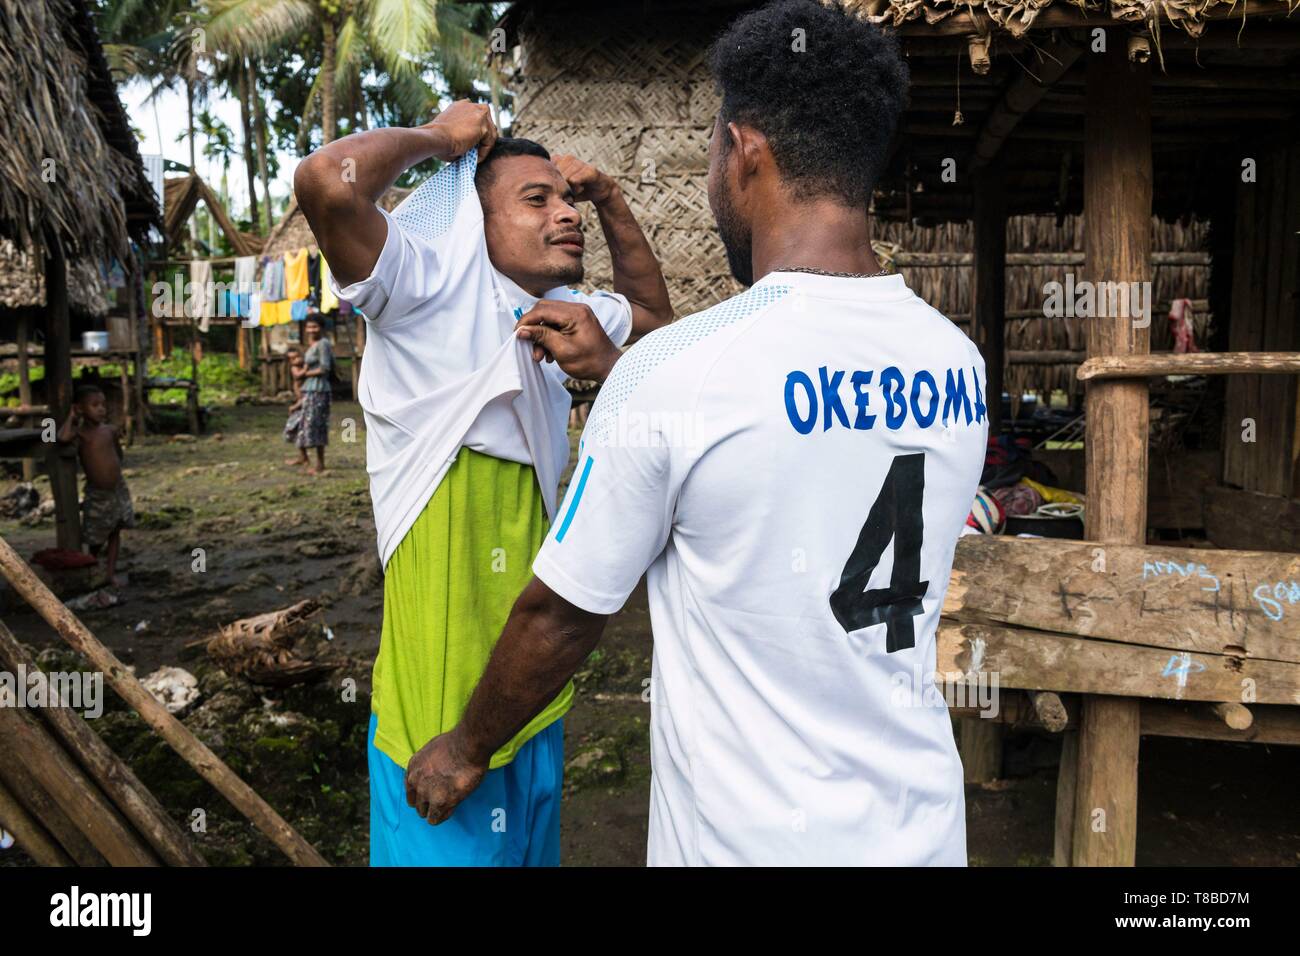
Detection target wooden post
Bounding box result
[972,171,1006,432]
[43,235,81,552]
[1222,142,1300,496]
[129,253,147,438]
[16,311,34,481]
[237,323,250,370]
[1071,38,1152,867]
[959,717,1002,783]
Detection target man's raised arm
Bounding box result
[553,155,674,336]
[294,101,498,287]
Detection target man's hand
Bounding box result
[405,730,488,825]
[423,100,498,161]
[516,300,623,383]
[552,154,616,205]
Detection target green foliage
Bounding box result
[149,348,259,404]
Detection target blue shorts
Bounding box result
[367,713,564,866]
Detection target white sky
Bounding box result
[120,75,300,219]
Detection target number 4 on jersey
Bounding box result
[830,452,929,653]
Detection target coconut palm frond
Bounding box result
[367,0,440,76]
[205,0,317,56]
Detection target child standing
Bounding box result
[282,347,307,464]
[58,384,135,586]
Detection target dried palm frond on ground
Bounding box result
[204,600,339,688]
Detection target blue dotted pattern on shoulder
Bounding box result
[585,283,791,446]
[391,150,479,241]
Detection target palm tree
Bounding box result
[206,0,448,146]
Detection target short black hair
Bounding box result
[74,384,104,403]
[708,0,909,206]
[475,137,551,196]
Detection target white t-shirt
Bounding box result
[533,271,988,866]
[330,152,632,566]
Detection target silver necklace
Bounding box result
[775,265,891,279]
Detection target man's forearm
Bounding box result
[299,126,461,208]
[452,579,606,766]
[594,186,673,333]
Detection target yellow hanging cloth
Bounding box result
[320,255,339,313]
[284,248,309,301]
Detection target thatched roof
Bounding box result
[846,0,1276,39]
[260,186,410,260]
[164,175,264,257]
[0,0,160,263]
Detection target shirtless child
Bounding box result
[57,384,135,586]
[282,347,307,464]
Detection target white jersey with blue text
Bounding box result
[532,271,988,866]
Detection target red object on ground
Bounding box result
[31,548,97,571]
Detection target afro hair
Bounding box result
[708,0,909,207]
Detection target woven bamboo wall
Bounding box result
[512,4,741,316]
[511,2,1210,402]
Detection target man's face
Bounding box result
[707,116,754,287]
[480,155,585,296]
[78,393,107,425]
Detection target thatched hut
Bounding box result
[0,0,161,547]
[261,186,411,261]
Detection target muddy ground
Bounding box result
[1,400,1297,866]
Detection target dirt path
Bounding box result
[1,401,1295,866]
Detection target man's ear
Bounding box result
[727,121,766,192]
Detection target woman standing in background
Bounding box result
[292,316,334,475]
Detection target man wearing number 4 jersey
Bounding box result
[405,0,988,865]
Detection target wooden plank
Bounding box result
[0,755,105,865]
[946,536,1300,663]
[0,701,158,865]
[936,622,1298,704]
[0,621,205,866]
[970,35,1083,171]
[1141,701,1300,745]
[1204,485,1300,552]
[1223,144,1300,496]
[1079,351,1300,381]
[0,775,74,866]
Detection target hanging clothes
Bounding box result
[247,291,262,327]
[320,256,339,313]
[284,248,309,301]
[189,259,214,332]
[234,256,257,318]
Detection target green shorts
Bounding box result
[370,448,573,770]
